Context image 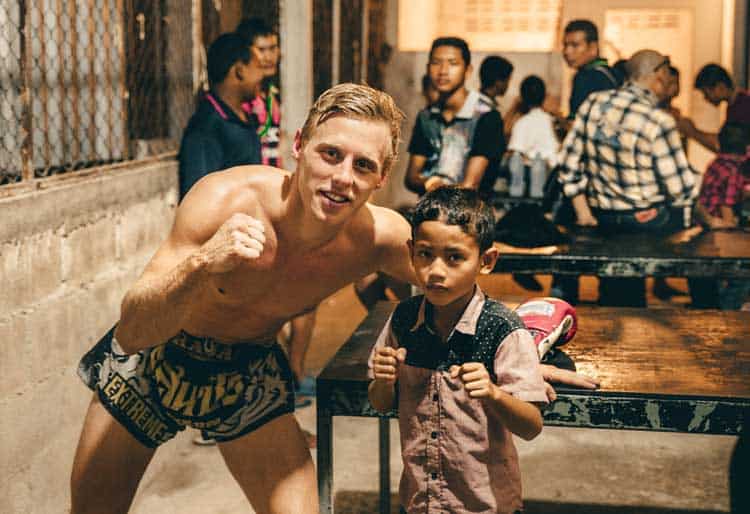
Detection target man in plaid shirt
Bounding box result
[557,49,698,306]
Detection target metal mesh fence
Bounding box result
[0,0,195,186]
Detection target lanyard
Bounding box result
[205,93,228,120]
[258,91,274,137]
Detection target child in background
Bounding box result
[691,122,750,309]
[507,75,559,197]
[368,187,547,514]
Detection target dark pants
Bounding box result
[593,206,685,307]
[689,277,750,309]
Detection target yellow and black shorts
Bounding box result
[78,326,295,448]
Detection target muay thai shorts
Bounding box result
[77,326,295,448]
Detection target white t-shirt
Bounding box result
[507,107,559,166]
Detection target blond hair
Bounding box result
[299,83,405,173]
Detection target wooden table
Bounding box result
[316,302,750,513]
[493,226,750,278]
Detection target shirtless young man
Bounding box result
[70,84,597,514]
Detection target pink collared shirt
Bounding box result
[368,288,548,513]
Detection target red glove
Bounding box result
[515,297,577,360]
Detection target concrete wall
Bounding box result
[0,159,178,514]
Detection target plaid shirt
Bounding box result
[698,154,746,217]
[558,83,697,210]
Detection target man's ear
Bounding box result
[233,61,244,82]
[479,246,499,275]
[407,239,414,259]
[292,129,303,159]
[375,168,389,189]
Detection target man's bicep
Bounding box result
[461,156,490,190]
[143,176,236,278]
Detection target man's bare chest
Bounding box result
[208,238,375,315]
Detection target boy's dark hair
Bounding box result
[411,187,495,253]
[718,122,750,155]
[564,19,599,42]
[519,75,546,113]
[429,37,471,66]
[207,33,252,87]
[479,56,513,89]
[235,17,275,46]
[694,63,733,89]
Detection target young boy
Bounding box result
[690,122,750,309]
[368,187,547,514]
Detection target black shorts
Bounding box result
[78,326,295,448]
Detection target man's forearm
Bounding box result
[405,172,427,194]
[690,129,719,153]
[115,253,207,354]
[368,380,396,413]
[571,194,597,225]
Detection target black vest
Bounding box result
[390,295,524,382]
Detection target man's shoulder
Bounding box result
[183,166,286,219]
[364,203,412,244]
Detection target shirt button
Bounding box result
[431,472,438,480]
[432,394,439,401]
[431,431,438,439]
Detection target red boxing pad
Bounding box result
[515,297,577,360]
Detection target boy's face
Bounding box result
[252,34,280,78]
[410,220,498,308]
[428,45,470,96]
[293,115,389,225]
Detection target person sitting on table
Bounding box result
[678,63,750,153]
[404,37,505,198]
[689,122,750,310]
[507,75,559,199]
[368,186,548,514]
[550,19,622,304]
[557,49,697,307]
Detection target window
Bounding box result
[0,0,194,186]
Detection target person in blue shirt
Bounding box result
[178,32,265,199]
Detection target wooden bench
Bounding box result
[316,302,750,513]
